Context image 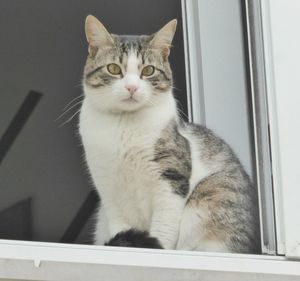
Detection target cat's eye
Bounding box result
[107,63,122,75]
[141,65,155,77]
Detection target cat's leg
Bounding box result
[94,206,110,245]
[176,205,229,252]
[94,202,131,245]
[150,184,186,249]
[98,198,164,248]
[101,201,132,238]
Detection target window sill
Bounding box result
[0,240,299,281]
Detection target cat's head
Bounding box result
[83,15,177,113]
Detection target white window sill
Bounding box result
[0,240,299,281]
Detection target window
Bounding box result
[0,0,299,280]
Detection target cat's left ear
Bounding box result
[85,15,115,58]
[150,19,177,58]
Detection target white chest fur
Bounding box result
[79,95,177,230]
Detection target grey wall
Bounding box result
[0,0,186,242]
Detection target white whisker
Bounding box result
[58,109,81,128]
[171,86,182,92]
[173,95,189,120]
[74,82,83,88]
[55,100,83,122]
[62,94,84,111]
[177,107,189,121]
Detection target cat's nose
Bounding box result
[125,85,138,95]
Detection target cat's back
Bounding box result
[179,121,256,200]
[177,122,260,253]
[180,122,243,173]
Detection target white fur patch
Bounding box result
[79,92,177,245]
[126,51,140,75]
[179,128,212,195]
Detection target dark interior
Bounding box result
[0,0,187,244]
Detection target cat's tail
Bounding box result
[105,229,163,249]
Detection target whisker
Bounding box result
[58,109,81,128]
[62,94,84,111]
[171,86,182,92]
[172,95,189,119]
[177,107,189,121]
[55,100,83,122]
[74,82,83,88]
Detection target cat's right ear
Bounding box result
[85,15,114,58]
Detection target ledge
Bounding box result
[0,240,299,281]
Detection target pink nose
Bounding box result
[125,85,138,95]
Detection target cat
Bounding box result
[79,15,260,253]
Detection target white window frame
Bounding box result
[262,0,300,258]
[0,239,300,281]
[244,0,277,255]
[0,0,299,280]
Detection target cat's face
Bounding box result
[83,15,177,113]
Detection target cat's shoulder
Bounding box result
[179,121,238,161]
[181,121,224,144]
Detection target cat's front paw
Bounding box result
[105,229,163,249]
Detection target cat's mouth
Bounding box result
[122,97,138,103]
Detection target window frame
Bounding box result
[262,0,300,259]
[0,239,299,281]
[0,0,299,279]
[182,0,277,255]
[243,0,277,255]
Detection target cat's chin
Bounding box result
[122,97,139,103]
[110,99,150,113]
[106,102,148,114]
